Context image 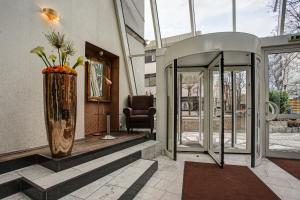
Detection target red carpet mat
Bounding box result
[269,157,300,180]
[183,162,280,200]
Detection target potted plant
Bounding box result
[31,31,84,158]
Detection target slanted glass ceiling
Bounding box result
[194,0,232,34]
[156,0,191,38]
[236,0,277,37]
[144,0,155,41]
[144,0,288,42]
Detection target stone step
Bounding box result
[0,165,54,199]
[2,159,158,200]
[1,140,159,200]
[2,192,31,200]
[0,136,148,174]
[60,159,157,200]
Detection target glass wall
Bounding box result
[236,0,277,37]
[144,0,155,41]
[156,0,191,38]
[268,52,300,152]
[194,0,232,34]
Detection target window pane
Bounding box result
[145,77,150,87]
[150,76,156,86]
[195,0,232,34]
[145,0,155,40]
[284,0,300,34]
[236,0,277,37]
[157,0,191,38]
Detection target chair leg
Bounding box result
[150,128,153,135]
[127,128,130,134]
[131,128,133,134]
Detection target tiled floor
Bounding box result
[135,153,300,200]
[2,153,300,200]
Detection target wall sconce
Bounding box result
[42,8,59,22]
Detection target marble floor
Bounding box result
[3,153,300,200]
[135,153,300,200]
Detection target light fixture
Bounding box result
[42,8,59,21]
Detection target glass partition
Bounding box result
[208,53,224,167]
[210,70,223,162]
[223,69,250,152]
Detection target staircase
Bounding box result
[0,139,160,200]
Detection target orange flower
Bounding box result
[42,66,78,76]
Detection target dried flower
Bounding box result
[64,41,76,56]
[45,31,65,49]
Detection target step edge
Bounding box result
[22,151,142,200]
[0,136,148,174]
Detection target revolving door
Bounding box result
[165,51,262,168]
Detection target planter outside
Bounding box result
[43,73,77,158]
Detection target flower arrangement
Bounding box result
[30,31,84,76]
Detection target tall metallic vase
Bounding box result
[43,73,77,158]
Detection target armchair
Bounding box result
[123,95,156,135]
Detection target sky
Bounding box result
[145,0,278,40]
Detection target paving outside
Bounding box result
[178,131,300,152]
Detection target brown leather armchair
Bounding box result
[123,95,156,135]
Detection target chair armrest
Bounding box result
[123,107,132,117]
[148,107,156,116]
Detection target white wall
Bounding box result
[0,0,131,154]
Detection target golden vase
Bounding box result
[43,73,77,158]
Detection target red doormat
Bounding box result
[269,157,300,180]
[183,162,280,200]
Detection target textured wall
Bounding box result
[0,0,132,154]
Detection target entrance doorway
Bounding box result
[176,68,251,154]
[177,71,205,151]
[165,51,261,168]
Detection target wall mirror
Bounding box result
[87,58,112,102]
